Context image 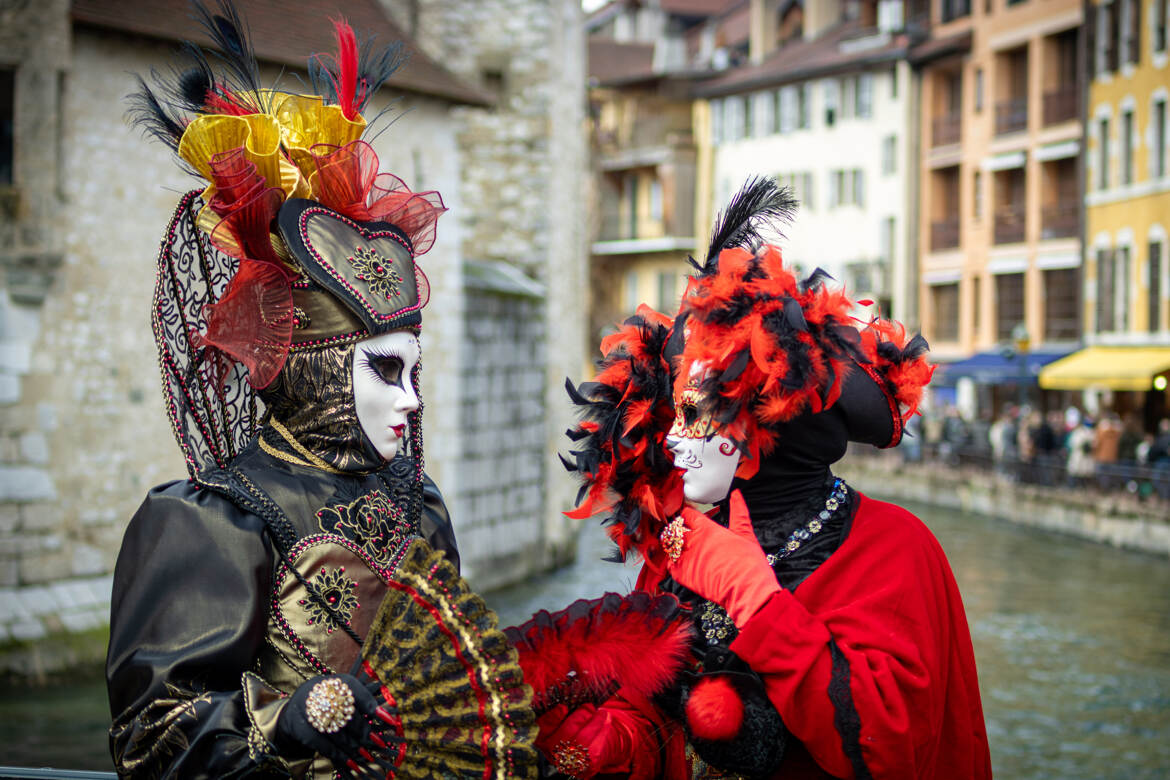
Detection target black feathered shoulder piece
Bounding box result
[562,305,685,576]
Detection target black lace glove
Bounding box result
[274,673,389,777]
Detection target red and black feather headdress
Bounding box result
[562,305,685,573]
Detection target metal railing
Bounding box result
[940,0,972,22]
[0,769,116,780]
[994,205,1026,244]
[930,218,961,251]
[857,443,1170,502]
[1042,85,1078,125]
[1041,203,1079,240]
[931,113,961,147]
[995,97,1028,135]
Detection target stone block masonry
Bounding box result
[454,282,549,590]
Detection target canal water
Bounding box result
[3,494,1169,777]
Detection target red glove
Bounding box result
[665,490,781,627]
[536,699,659,780]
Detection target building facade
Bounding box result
[698,0,919,325]
[916,0,1084,367]
[1038,0,1170,422]
[584,0,738,349]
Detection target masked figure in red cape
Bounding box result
[108,5,536,778]
[556,179,991,779]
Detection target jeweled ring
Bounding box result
[305,677,356,734]
[660,516,689,563]
[551,739,591,779]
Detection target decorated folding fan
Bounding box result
[357,539,537,779]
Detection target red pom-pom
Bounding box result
[685,676,744,741]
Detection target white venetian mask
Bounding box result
[666,372,741,505]
[352,330,421,461]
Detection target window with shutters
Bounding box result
[1150,241,1164,332]
[1043,268,1079,340]
[931,284,960,342]
[995,273,1026,341]
[1121,108,1134,185]
[1098,117,1111,190]
[1097,248,1115,332]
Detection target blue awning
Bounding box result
[933,347,1074,387]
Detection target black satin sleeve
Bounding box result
[419,472,459,572]
[106,479,286,779]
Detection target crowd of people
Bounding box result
[905,403,1170,500]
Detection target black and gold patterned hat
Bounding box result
[278,198,429,347]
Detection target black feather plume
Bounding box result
[126,75,186,150]
[190,0,266,113]
[355,36,408,112]
[702,177,798,275]
[173,41,217,111]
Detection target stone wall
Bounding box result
[840,451,1170,556]
[453,263,550,590]
[1,2,589,677]
[384,0,591,564]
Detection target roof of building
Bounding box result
[693,21,909,97]
[908,29,973,65]
[71,0,491,106]
[588,38,657,85]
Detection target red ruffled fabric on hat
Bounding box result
[310,140,447,255]
[193,149,295,390]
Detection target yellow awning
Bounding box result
[1038,346,1170,391]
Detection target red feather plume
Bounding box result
[503,592,694,717]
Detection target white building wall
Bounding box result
[709,66,910,316]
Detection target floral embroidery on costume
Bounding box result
[349,245,404,301]
[317,489,413,573]
[300,566,359,634]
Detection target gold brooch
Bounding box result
[660,516,689,563]
[552,739,591,778]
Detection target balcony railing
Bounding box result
[1041,203,1079,240]
[995,97,1028,135]
[931,113,961,147]
[994,205,1026,244]
[598,209,639,242]
[940,0,971,22]
[930,218,961,251]
[1042,86,1078,126]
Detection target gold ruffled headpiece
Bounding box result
[131,1,445,389]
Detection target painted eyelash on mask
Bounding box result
[360,348,407,386]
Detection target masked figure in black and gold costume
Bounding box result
[107,6,535,778]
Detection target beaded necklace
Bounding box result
[699,478,848,645]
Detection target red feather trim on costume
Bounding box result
[563,305,685,570]
[331,19,363,120]
[679,244,867,464]
[503,592,694,717]
[859,317,935,434]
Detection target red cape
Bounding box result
[641,492,993,779]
